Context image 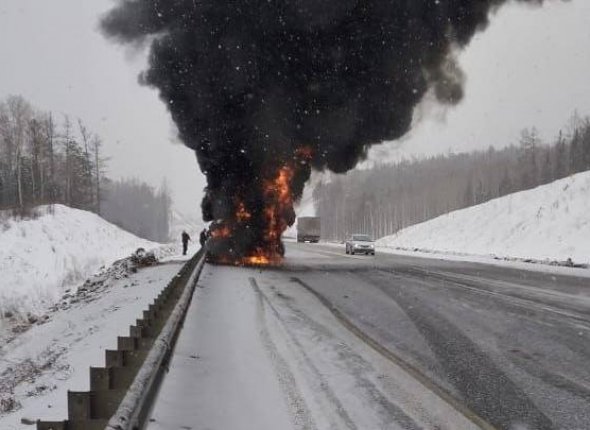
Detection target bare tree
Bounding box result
[78,119,94,198]
[0,95,114,215]
[28,117,43,203]
[91,135,105,215]
[44,113,57,204]
[61,115,73,206]
[5,96,33,210]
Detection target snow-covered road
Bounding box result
[147,265,481,430]
[146,242,590,430]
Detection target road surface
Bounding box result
[146,242,590,430]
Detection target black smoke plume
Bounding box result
[101,0,545,263]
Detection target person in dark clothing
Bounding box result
[181,231,191,256]
[199,228,208,248]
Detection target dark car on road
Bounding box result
[345,234,376,255]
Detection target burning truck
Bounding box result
[205,154,311,265]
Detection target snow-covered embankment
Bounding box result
[0,204,157,317]
[377,171,590,266]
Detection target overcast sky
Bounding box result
[1,0,589,219]
[369,0,590,163]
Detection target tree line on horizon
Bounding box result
[0,95,171,242]
[313,113,590,241]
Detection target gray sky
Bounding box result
[1,0,589,219]
[369,0,590,162]
[0,0,205,216]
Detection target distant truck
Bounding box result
[297,217,321,243]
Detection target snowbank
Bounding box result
[0,262,185,424]
[0,205,157,317]
[377,171,590,265]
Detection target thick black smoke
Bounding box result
[101,0,544,261]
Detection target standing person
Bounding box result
[181,231,191,256]
[199,228,208,248]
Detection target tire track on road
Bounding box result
[366,274,557,430]
[252,277,426,430]
[251,277,359,430]
[250,278,318,430]
[289,276,498,430]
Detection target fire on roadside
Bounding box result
[239,165,295,266]
[236,201,252,223]
[207,149,307,267]
[210,224,231,239]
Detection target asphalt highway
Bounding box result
[148,242,590,430]
[282,242,590,429]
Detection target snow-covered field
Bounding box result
[0,205,157,318]
[377,171,590,266]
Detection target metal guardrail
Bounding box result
[106,253,206,430]
[37,250,206,430]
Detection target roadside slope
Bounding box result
[377,171,590,265]
[0,261,185,426]
[0,204,156,317]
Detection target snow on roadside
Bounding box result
[159,242,201,264]
[0,259,186,427]
[377,171,590,267]
[0,204,158,318]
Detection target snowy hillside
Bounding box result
[377,171,590,265]
[0,205,156,318]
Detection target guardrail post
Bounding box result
[36,421,67,430]
[129,325,143,338]
[67,391,92,420]
[105,349,124,367]
[117,336,138,351]
[90,367,112,390]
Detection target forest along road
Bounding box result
[146,242,590,430]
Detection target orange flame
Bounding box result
[244,255,271,265]
[236,201,252,222]
[241,247,283,266]
[210,225,231,239]
[210,154,304,267]
[262,166,294,242]
[237,165,295,266]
